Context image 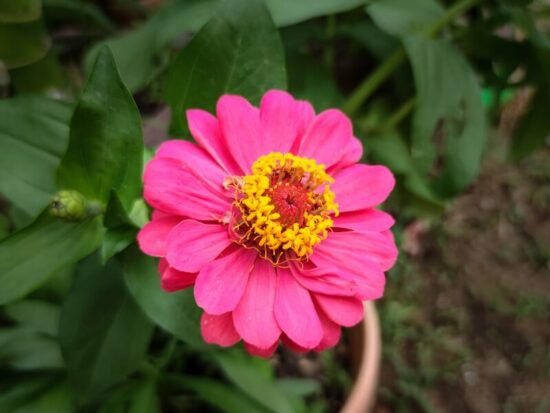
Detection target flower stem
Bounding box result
[342,0,480,116]
[383,96,417,131]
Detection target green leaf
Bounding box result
[59,255,153,400]
[0,328,64,370]
[267,0,365,26]
[215,352,294,413]
[4,299,60,336]
[99,378,160,413]
[100,226,136,264]
[510,87,550,160]
[405,36,486,196]
[276,378,320,398]
[165,0,287,135]
[366,0,444,37]
[0,0,41,23]
[9,50,69,96]
[0,19,51,68]
[0,212,103,305]
[43,0,114,32]
[0,377,74,413]
[57,46,143,212]
[85,0,364,92]
[0,95,71,222]
[178,376,271,413]
[122,247,205,349]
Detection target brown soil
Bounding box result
[375,149,550,413]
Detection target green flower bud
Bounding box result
[50,190,89,221]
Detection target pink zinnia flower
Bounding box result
[138,90,397,357]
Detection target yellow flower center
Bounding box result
[229,152,339,265]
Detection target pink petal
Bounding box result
[156,140,227,191]
[281,335,309,353]
[201,312,241,347]
[312,230,397,273]
[165,220,230,272]
[274,268,323,349]
[298,109,353,168]
[331,164,395,212]
[294,100,316,138]
[334,209,395,232]
[260,90,308,153]
[244,341,278,358]
[290,263,356,297]
[314,294,364,327]
[194,247,256,315]
[217,95,262,173]
[137,215,181,257]
[315,308,341,351]
[233,259,281,349]
[328,137,363,173]
[187,109,242,175]
[160,265,197,292]
[144,157,230,220]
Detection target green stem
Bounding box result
[324,14,336,70]
[382,96,417,131]
[342,0,480,116]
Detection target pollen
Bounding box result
[230,152,339,264]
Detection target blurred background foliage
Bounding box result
[0,0,549,412]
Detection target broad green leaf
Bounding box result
[0,212,103,305]
[405,36,486,196]
[59,255,153,400]
[4,299,59,336]
[366,0,444,37]
[510,87,550,161]
[267,0,365,26]
[100,227,136,264]
[165,0,286,134]
[43,0,114,32]
[0,20,51,68]
[0,0,41,23]
[9,51,69,96]
[276,378,320,398]
[85,0,364,92]
[0,328,64,370]
[0,95,71,221]
[122,247,205,349]
[0,376,74,413]
[98,378,160,413]
[177,376,271,413]
[57,46,143,212]
[215,352,294,413]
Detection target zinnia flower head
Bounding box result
[138,90,398,357]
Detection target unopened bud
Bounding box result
[50,190,104,221]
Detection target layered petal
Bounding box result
[290,263,356,297]
[194,247,256,315]
[315,308,341,351]
[187,109,242,174]
[144,157,230,220]
[201,312,241,347]
[244,341,278,358]
[314,294,364,327]
[217,95,262,173]
[159,259,197,292]
[298,109,353,168]
[334,209,395,232]
[274,268,323,349]
[260,90,313,153]
[312,230,397,273]
[138,215,181,257]
[233,259,281,349]
[165,220,230,272]
[331,164,395,212]
[328,137,363,173]
[156,140,227,192]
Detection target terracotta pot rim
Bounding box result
[340,301,381,413]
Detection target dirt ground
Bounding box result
[375,148,550,413]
